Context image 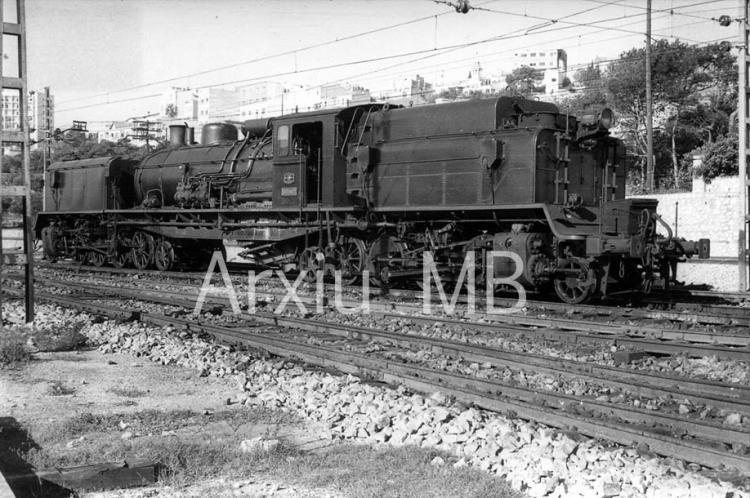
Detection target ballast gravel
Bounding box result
[4,302,749,498]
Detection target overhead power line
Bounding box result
[57,2,733,116]
[56,1,501,107]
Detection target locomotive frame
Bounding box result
[35,97,710,304]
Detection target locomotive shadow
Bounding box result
[0,416,75,497]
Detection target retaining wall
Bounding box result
[628,174,742,291]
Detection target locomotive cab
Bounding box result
[271,105,382,209]
[272,115,328,208]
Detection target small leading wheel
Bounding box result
[334,237,367,285]
[111,251,130,268]
[553,259,595,304]
[131,232,155,270]
[298,247,324,283]
[88,250,106,267]
[41,226,60,260]
[154,239,175,271]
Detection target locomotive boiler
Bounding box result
[35,96,710,303]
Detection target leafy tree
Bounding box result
[694,131,737,182]
[605,39,736,189]
[505,66,544,97]
[557,63,607,116]
[164,103,178,118]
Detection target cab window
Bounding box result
[277,125,289,155]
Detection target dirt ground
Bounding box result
[0,348,341,497]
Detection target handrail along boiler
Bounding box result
[35,97,710,303]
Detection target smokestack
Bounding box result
[168,125,187,147]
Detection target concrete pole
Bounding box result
[645,0,654,193]
[739,0,749,291]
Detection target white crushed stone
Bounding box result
[5,302,749,498]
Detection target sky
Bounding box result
[23,0,740,127]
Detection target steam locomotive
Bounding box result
[35,96,710,303]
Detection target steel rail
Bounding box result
[380,312,750,361]
[16,275,750,360]
[19,270,750,349]
[10,288,750,473]
[44,277,750,410]
[33,261,750,326]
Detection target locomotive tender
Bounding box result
[36,96,710,303]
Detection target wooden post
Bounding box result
[0,0,35,322]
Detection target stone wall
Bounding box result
[629,175,740,258]
[628,168,743,291]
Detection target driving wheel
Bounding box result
[131,232,155,270]
[298,246,325,283]
[154,239,176,271]
[553,258,595,304]
[334,237,367,284]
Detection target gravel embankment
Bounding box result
[4,302,749,498]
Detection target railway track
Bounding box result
[31,261,750,328]
[4,283,749,474]
[12,273,750,361]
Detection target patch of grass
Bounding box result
[148,438,299,488]
[281,445,521,498]
[21,409,518,497]
[0,328,30,367]
[47,380,76,396]
[23,407,300,489]
[107,386,148,398]
[33,408,295,445]
[0,317,87,364]
[31,320,87,352]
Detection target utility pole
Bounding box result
[645,0,654,193]
[42,86,51,211]
[0,0,35,322]
[738,0,750,290]
[132,120,156,152]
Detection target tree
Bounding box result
[605,39,736,189]
[694,131,737,182]
[505,66,544,97]
[557,63,607,116]
[164,103,178,118]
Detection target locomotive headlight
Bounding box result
[599,108,615,129]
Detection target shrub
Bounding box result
[0,328,30,366]
[695,132,738,182]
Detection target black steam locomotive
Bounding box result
[35,96,709,303]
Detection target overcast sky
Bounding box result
[24,0,738,127]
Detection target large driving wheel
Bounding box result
[553,258,595,304]
[298,246,325,283]
[154,239,176,271]
[131,232,155,270]
[334,237,367,285]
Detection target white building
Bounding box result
[1,89,21,131]
[28,88,55,146]
[162,86,197,120]
[197,87,240,122]
[238,81,287,120]
[87,118,165,147]
[512,48,568,94]
[87,120,132,142]
[237,82,371,120]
